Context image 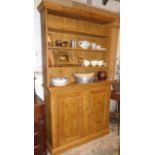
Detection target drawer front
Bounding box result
[34,132,39,146]
[34,122,39,133]
[34,145,40,155]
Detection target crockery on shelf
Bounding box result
[97,47,107,51]
[74,72,94,78]
[55,40,62,47]
[70,40,77,48]
[97,71,107,81]
[97,60,104,66]
[91,42,97,49]
[61,41,68,47]
[96,45,102,49]
[50,77,69,86]
[79,40,91,49]
[83,59,90,67]
[74,72,95,84]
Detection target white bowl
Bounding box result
[79,41,90,49]
[74,76,95,84]
[97,60,104,66]
[51,78,69,84]
[83,60,90,67]
[96,45,101,49]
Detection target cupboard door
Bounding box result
[55,92,83,146]
[88,89,110,134]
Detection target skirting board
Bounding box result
[47,129,109,155]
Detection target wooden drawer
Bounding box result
[34,96,46,155]
[34,132,39,146]
[34,145,40,155]
[34,122,39,133]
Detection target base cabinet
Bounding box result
[47,83,111,154]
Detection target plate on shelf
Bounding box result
[50,77,69,86]
[51,82,69,86]
[97,48,107,51]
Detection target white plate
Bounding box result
[51,78,68,83]
[51,81,69,86]
[97,48,107,51]
[50,78,69,85]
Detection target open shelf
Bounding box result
[48,47,107,52]
[48,66,108,69]
[48,26,109,38]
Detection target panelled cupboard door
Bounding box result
[88,89,110,134]
[54,91,83,147]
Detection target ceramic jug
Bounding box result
[97,70,107,81]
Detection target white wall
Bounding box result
[115,32,120,80]
[34,1,42,72]
[91,0,120,13]
[74,0,120,13]
[76,0,87,3]
[34,0,44,100]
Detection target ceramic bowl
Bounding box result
[83,60,90,67]
[74,76,94,84]
[97,60,104,66]
[74,72,94,78]
[79,41,90,49]
[51,77,69,84]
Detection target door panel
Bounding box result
[88,89,110,134]
[56,92,83,146]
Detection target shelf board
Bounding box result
[48,47,107,52]
[48,66,108,69]
[48,26,109,38]
[49,80,116,89]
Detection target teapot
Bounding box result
[79,40,90,49]
[83,59,90,67]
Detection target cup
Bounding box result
[70,40,76,48]
[61,41,68,47]
[83,60,90,67]
[97,60,104,66]
[91,43,97,49]
[79,40,90,49]
[96,45,101,49]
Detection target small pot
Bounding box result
[61,41,68,47]
[97,71,107,81]
[55,40,62,47]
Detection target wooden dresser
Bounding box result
[37,1,119,155]
[34,96,46,155]
[45,81,112,154]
